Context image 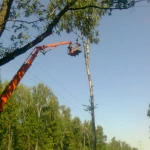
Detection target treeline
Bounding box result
[0,82,138,150]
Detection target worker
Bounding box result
[68,43,73,55]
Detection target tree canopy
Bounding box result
[0,81,138,150]
[0,0,145,66]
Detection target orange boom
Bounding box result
[0,40,81,112]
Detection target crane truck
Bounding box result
[0,40,81,112]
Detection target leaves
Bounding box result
[0,0,146,66]
[0,81,139,150]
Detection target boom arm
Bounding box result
[0,41,72,112]
[41,41,72,49]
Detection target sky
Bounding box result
[1,1,150,150]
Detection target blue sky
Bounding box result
[1,1,150,149]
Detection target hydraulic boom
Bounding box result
[0,40,81,112]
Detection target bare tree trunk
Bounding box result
[28,134,30,150]
[35,139,38,150]
[8,124,11,150]
[82,39,96,150]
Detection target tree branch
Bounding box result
[0,0,78,66]
[69,0,145,10]
[0,8,56,27]
[0,18,46,27]
[0,0,14,37]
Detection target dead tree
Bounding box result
[82,37,96,150]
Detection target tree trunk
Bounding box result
[83,39,96,150]
[35,138,38,150]
[8,124,12,150]
[0,0,14,37]
[28,134,30,150]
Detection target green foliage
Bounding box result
[0,0,141,51]
[0,81,138,150]
[96,125,107,150]
[0,0,145,66]
[106,137,138,150]
[147,104,150,117]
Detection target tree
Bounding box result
[106,137,138,150]
[147,104,150,118]
[0,82,29,150]
[59,105,73,150]
[0,81,139,150]
[71,117,82,149]
[132,148,138,150]
[0,0,145,66]
[96,125,107,150]
[80,37,97,150]
[82,120,93,149]
[30,83,59,150]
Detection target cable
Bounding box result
[22,51,86,107]
[26,70,85,113]
[33,62,86,105]
[10,62,40,84]
[6,63,90,122]
[10,61,86,114]
[26,68,80,111]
